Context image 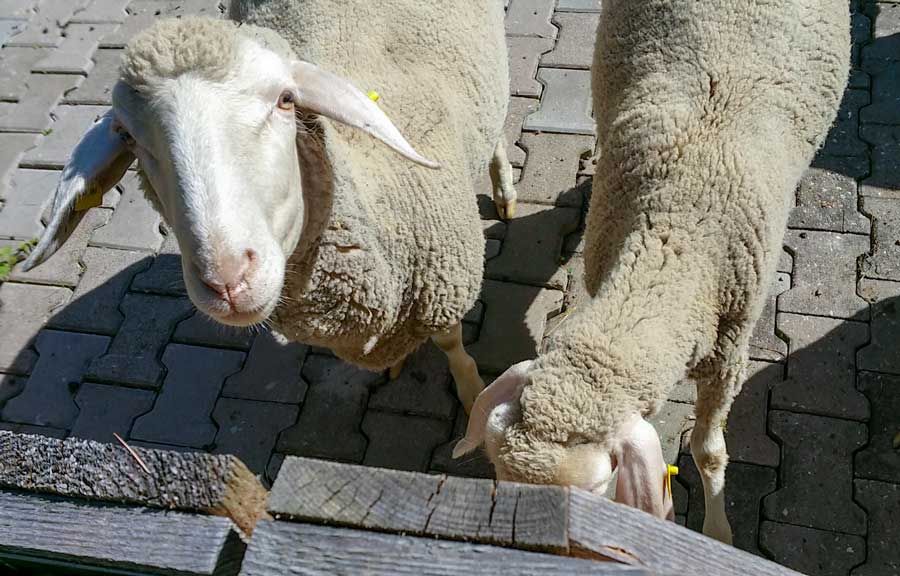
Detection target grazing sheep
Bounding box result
[454,0,849,543]
[23,0,517,412]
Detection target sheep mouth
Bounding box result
[204,297,277,328]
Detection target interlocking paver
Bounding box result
[0,282,70,374]
[70,382,155,441]
[62,47,121,105]
[86,292,194,387]
[789,166,870,234]
[369,340,457,419]
[46,247,150,334]
[67,0,130,24]
[849,69,870,90]
[0,422,66,438]
[514,133,594,206]
[266,452,284,487]
[523,68,593,135]
[761,522,865,576]
[819,89,868,158]
[855,371,900,483]
[0,168,57,239]
[21,104,108,168]
[542,13,598,69]
[779,230,869,320]
[361,411,451,472]
[726,360,780,467]
[504,97,539,167]
[772,313,868,420]
[858,278,900,374]
[860,125,900,200]
[0,133,37,193]
[506,36,554,97]
[131,232,186,295]
[100,0,225,48]
[0,18,25,46]
[505,0,556,39]
[861,2,900,72]
[486,203,579,289]
[171,311,255,350]
[212,398,299,474]
[861,67,900,125]
[91,173,164,252]
[556,0,601,12]
[430,408,494,478]
[0,73,81,133]
[749,272,789,362]
[0,47,49,101]
[469,279,563,374]
[853,479,900,576]
[0,374,25,412]
[31,23,117,74]
[1,330,109,429]
[861,196,900,281]
[763,410,866,535]
[221,330,308,404]
[276,354,379,463]
[650,401,693,466]
[3,0,87,47]
[851,7,871,71]
[130,343,244,448]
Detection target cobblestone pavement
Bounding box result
[1,1,898,573]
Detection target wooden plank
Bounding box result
[0,490,244,576]
[568,488,804,575]
[239,520,652,576]
[0,430,268,536]
[268,456,568,553]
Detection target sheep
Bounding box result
[453,0,850,544]
[22,0,517,413]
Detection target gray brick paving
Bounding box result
[523,68,594,135]
[726,361,780,467]
[789,167,870,234]
[171,311,255,350]
[506,36,554,97]
[514,133,594,206]
[212,397,299,474]
[368,340,457,420]
[852,479,900,576]
[0,169,60,239]
[22,104,108,168]
[857,278,900,374]
[505,0,556,39]
[760,522,866,576]
[221,330,308,404]
[361,411,451,472]
[89,171,162,254]
[749,272,789,362]
[62,47,123,105]
[855,371,900,483]
[542,13,598,69]
[860,196,900,281]
[0,282,70,373]
[0,74,81,133]
[67,0,131,24]
[70,382,155,441]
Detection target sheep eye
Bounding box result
[277,90,295,111]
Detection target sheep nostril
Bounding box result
[202,278,227,297]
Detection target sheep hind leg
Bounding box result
[490,140,517,220]
[432,323,484,414]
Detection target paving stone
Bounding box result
[484,238,501,260]
[0,73,80,133]
[221,330,307,404]
[461,321,480,347]
[860,126,900,200]
[861,66,900,125]
[22,104,108,168]
[760,522,865,576]
[69,382,155,442]
[8,207,110,287]
[504,97,539,167]
[0,422,66,438]
[0,47,48,101]
[86,292,194,387]
[31,23,116,74]
[130,343,244,448]
[0,282,70,374]
[523,68,593,135]
[861,2,900,72]
[505,0,556,38]
[779,230,869,319]
[47,247,151,335]
[0,168,57,239]
[3,0,88,47]
[789,166,870,234]
[853,479,900,576]
[855,371,900,483]
[556,0,601,11]
[1,330,109,429]
[541,12,598,69]
[858,278,900,374]
[361,411,451,473]
[67,0,130,23]
[0,133,37,194]
[0,18,25,47]
[469,280,563,374]
[763,410,866,535]
[649,401,693,466]
[61,47,121,105]
[749,272,789,363]
[212,397,299,474]
[506,36,554,97]
[430,408,494,478]
[369,340,457,419]
[861,196,900,281]
[265,452,285,487]
[726,360,780,467]
[848,69,870,90]
[515,133,594,206]
[131,232,186,296]
[171,311,255,350]
[100,0,225,48]
[678,457,776,556]
[819,89,868,157]
[486,203,579,289]
[851,9,871,69]
[773,313,868,420]
[0,373,25,413]
[276,354,380,463]
[91,173,163,253]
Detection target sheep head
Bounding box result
[22,17,437,327]
[454,359,674,521]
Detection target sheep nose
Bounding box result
[202,249,255,301]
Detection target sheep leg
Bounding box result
[490,140,517,220]
[432,323,484,414]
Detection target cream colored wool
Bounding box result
[494,0,849,483]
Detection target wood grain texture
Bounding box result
[0,490,244,576]
[268,456,568,552]
[0,430,268,535]
[239,520,650,576]
[568,488,804,575]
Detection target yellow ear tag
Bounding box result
[664,464,679,497]
[367,90,380,103]
[74,190,104,212]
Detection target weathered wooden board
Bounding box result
[268,456,568,553]
[239,520,651,576]
[568,488,804,575]
[0,431,268,535]
[0,490,244,576]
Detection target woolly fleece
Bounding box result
[494,0,850,483]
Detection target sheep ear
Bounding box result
[291,61,440,169]
[21,111,134,271]
[613,415,674,521]
[452,360,533,458]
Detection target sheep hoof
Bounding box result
[496,199,516,220]
[389,357,405,380]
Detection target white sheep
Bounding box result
[454,0,850,544]
[22,1,517,412]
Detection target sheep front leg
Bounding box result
[432,324,484,414]
[490,140,517,220]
